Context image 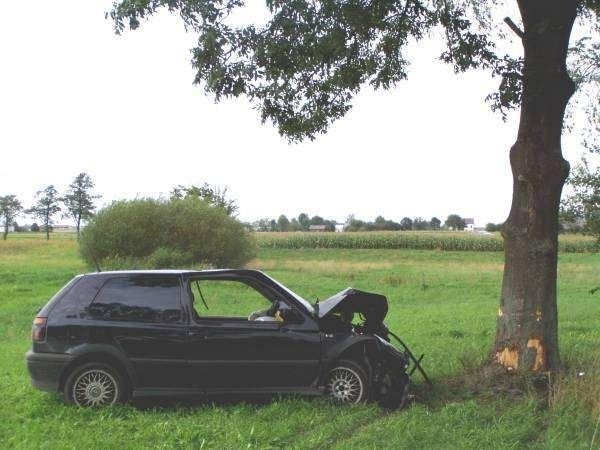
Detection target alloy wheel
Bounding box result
[326,366,364,404]
[72,369,118,407]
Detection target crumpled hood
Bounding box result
[317,287,388,322]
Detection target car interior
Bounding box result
[188,278,285,322]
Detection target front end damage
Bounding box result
[317,288,431,408]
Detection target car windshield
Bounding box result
[263,273,315,315]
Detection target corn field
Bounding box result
[255,231,597,253]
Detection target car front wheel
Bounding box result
[64,362,125,407]
[325,359,370,405]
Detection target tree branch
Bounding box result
[504,17,524,39]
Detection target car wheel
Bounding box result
[325,359,370,405]
[64,362,125,407]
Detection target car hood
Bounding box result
[316,287,388,322]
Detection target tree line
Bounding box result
[0,173,99,240]
[4,175,595,241]
[251,213,474,232]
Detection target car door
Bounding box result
[85,274,189,388]
[185,276,321,389]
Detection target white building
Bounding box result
[463,218,475,231]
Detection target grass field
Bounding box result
[1,237,599,448]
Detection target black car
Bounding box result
[26,269,413,408]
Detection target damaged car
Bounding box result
[26,269,427,408]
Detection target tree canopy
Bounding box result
[27,186,61,240]
[62,172,100,237]
[0,195,23,240]
[109,0,598,143]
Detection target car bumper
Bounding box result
[25,350,74,392]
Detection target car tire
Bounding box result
[325,359,370,405]
[63,362,127,407]
[378,373,410,410]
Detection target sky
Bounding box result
[0,1,588,227]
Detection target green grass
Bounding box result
[1,237,599,449]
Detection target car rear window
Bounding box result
[49,275,105,319]
[87,276,182,323]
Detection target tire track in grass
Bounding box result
[239,398,379,448]
[290,405,384,449]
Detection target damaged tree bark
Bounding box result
[493,0,578,373]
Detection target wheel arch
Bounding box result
[321,336,382,382]
[59,348,134,392]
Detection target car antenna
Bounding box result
[90,248,102,272]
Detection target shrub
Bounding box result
[79,197,255,269]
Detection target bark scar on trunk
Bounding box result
[496,346,519,371]
[527,338,545,372]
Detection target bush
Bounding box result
[79,198,256,269]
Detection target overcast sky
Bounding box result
[0,1,587,226]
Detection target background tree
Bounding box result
[252,218,270,232]
[0,195,23,240]
[561,158,600,244]
[486,222,504,232]
[27,186,61,240]
[412,217,429,231]
[400,217,413,231]
[344,214,365,232]
[289,217,303,231]
[445,214,466,231]
[430,217,442,230]
[110,0,599,374]
[297,213,310,231]
[30,223,40,232]
[171,182,238,216]
[62,172,100,238]
[277,214,291,232]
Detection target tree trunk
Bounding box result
[2,223,7,241]
[493,0,577,374]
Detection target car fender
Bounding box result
[321,334,383,373]
[60,343,137,388]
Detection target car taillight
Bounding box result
[32,317,47,342]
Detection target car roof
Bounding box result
[80,269,265,277]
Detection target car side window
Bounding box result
[189,279,272,319]
[88,276,182,323]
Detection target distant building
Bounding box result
[335,223,344,232]
[53,225,77,233]
[308,224,327,232]
[463,218,475,231]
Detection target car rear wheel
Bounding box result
[64,362,125,407]
[325,359,370,405]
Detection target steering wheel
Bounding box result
[248,300,280,321]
